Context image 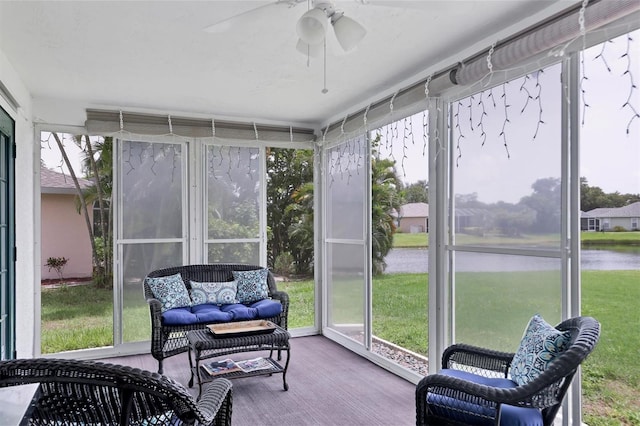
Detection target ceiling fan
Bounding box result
[203,0,417,54]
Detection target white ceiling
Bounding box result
[0,1,573,128]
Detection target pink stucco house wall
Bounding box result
[398,202,429,233]
[40,166,93,281]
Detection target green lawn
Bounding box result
[393,230,640,248]
[393,232,428,247]
[41,269,639,424]
[581,231,640,246]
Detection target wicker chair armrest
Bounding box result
[146,297,162,312]
[270,290,289,305]
[146,298,163,328]
[268,290,289,330]
[442,343,514,377]
[196,378,233,426]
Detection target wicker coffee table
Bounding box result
[186,323,290,397]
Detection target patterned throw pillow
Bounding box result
[146,273,192,313]
[190,280,238,305]
[232,268,269,304]
[510,314,571,386]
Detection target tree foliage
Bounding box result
[266,148,314,275]
[519,177,562,233]
[53,133,113,288]
[266,141,402,277]
[580,177,640,211]
[79,137,113,287]
[371,156,402,275]
[402,180,429,204]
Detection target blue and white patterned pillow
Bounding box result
[510,314,571,386]
[232,268,269,304]
[190,280,238,305]
[146,273,192,313]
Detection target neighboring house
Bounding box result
[40,166,93,281]
[398,203,428,233]
[455,208,493,234]
[581,201,640,231]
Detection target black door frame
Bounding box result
[0,105,15,360]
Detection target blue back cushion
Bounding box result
[233,269,269,303]
[147,273,192,313]
[511,314,571,386]
[190,280,238,305]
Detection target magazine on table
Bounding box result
[202,358,243,376]
[235,357,274,373]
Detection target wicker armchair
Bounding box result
[0,358,232,425]
[416,316,600,426]
[144,263,289,374]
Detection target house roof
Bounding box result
[41,166,92,195]
[582,201,640,218]
[399,203,428,218]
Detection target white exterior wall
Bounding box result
[0,47,37,358]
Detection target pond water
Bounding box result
[384,246,640,273]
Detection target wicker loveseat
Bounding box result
[0,358,233,425]
[416,316,600,426]
[144,263,289,374]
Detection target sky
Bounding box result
[376,30,640,204]
[42,31,639,205]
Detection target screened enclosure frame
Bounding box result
[430,52,582,425]
[22,3,639,424]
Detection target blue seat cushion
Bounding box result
[250,299,283,318]
[161,307,198,326]
[427,369,543,426]
[220,303,258,321]
[191,304,234,323]
[161,300,282,325]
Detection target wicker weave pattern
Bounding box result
[144,264,289,374]
[0,358,233,425]
[415,316,600,426]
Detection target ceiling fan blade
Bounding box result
[353,0,433,10]
[203,0,306,33]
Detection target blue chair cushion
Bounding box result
[191,304,234,323]
[250,299,283,318]
[220,303,258,321]
[427,369,543,426]
[161,307,198,326]
[161,300,281,326]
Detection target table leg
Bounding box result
[194,350,204,399]
[188,346,195,388]
[282,347,291,391]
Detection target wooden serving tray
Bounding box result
[207,320,276,338]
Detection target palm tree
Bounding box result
[371,156,402,275]
[287,181,315,275]
[53,133,113,288]
[78,137,113,287]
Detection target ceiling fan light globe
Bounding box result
[297,8,328,45]
[296,39,323,58]
[332,14,366,52]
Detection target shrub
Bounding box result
[273,252,294,277]
[45,256,68,282]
